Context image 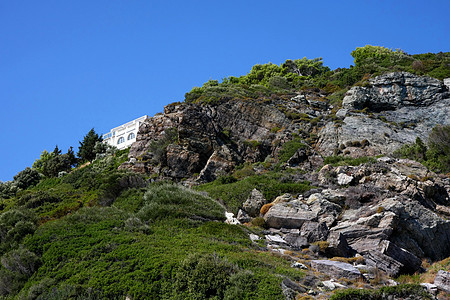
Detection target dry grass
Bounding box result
[396,257,450,284]
[330,256,365,265]
[312,241,329,252]
[260,202,274,215]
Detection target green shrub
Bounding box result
[394,125,450,173]
[13,168,41,190]
[0,181,19,200]
[19,203,290,299]
[148,128,178,165]
[113,188,145,213]
[1,246,40,277]
[196,172,312,214]
[232,164,255,179]
[278,138,306,163]
[330,288,373,300]
[224,270,258,299]
[174,253,237,299]
[330,284,433,300]
[17,191,61,209]
[217,175,238,184]
[138,183,225,222]
[250,217,266,228]
[0,209,36,255]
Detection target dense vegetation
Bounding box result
[394,125,450,173]
[185,45,450,106]
[330,284,433,300]
[196,171,313,214]
[1,46,448,299]
[1,151,310,299]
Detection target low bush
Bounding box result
[330,284,433,300]
[0,209,36,255]
[196,172,312,214]
[174,253,238,299]
[250,217,266,228]
[278,138,306,163]
[13,168,41,191]
[394,125,450,173]
[15,202,292,299]
[138,183,225,222]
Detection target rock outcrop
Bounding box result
[318,72,450,156]
[243,189,266,217]
[259,157,449,278]
[434,270,450,294]
[120,72,450,283]
[310,260,363,280]
[120,101,290,181]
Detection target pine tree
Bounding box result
[77,128,103,163]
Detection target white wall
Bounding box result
[102,115,148,150]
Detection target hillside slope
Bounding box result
[0,46,449,299]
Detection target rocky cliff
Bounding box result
[318,72,450,156]
[119,72,450,296]
[122,72,449,182]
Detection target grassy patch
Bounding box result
[331,284,433,300]
[278,138,307,163]
[17,202,300,299]
[196,172,312,214]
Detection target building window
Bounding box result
[117,137,125,144]
[128,132,135,140]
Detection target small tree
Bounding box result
[77,128,103,163]
[32,150,51,173]
[66,146,78,167]
[13,168,41,190]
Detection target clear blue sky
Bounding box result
[1,0,449,181]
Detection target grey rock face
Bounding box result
[284,232,309,250]
[281,278,306,300]
[378,240,422,274]
[362,249,404,277]
[342,72,446,111]
[243,189,266,217]
[318,72,450,156]
[269,159,449,277]
[123,100,290,181]
[434,270,450,293]
[264,203,317,229]
[300,221,329,243]
[325,232,354,258]
[380,197,450,260]
[310,260,363,280]
[236,209,251,223]
[420,283,438,296]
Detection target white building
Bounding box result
[102,115,148,150]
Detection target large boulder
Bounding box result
[264,203,317,229]
[300,221,329,243]
[362,249,404,277]
[325,232,354,258]
[310,260,363,280]
[242,189,266,217]
[377,240,422,274]
[434,270,450,293]
[380,197,450,260]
